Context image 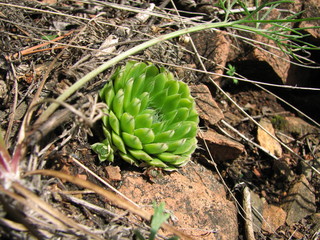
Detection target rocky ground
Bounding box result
[0,0,319,239]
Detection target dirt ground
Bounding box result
[0,0,319,240]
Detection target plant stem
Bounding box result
[36,13,320,123]
[36,20,235,123]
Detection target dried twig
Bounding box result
[25,169,195,240]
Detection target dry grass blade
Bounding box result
[25,169,195,240]
[0,217,28,232]
[3,30,74,61]
[2,182,103,240]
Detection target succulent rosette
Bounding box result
[92,61,199,170]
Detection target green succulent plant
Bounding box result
[92,61,199,170]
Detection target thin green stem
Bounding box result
[36,7,320,123]
[36,20,236,123]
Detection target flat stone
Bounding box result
[199,129,244,162]
[284,116,319,137]
[189,31,232,82]
[119,162,238,240]
[310,213,320,236]
[105,166,122,181]
[249,190,265,232]
[261,204,286,233]
[190,84,224,126]
[257,118,282,157]
[299,0,320,39]
[282,175,316,225]
[252,9,291,84]
[224,112,242,126]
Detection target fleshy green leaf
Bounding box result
[147,158,168,168]
[139,92,150,112]
[165,80,179,95]
[129,149,153,161]
[167,139,186,152]
[169,155,189,166]
[91,142,113,162]
[187,108,200,123]
[101,111,109,128]
[112,89,124,119]
[120,112,135,134]
[162,110,177,122]
[150,72,167,95]
[143,143,168,154]
[127,62,148,82]
[126,98,141,116]
[182,123,198,138]
[108,111,120,135]
[113,69,125,93]
[112,131,127,153]
[134,128,155,144]
[123,78,134,109]
[102,126,112,141]
[161,94,180,112]
[178,81,191,98]
[168,107,189,124]
[122,132,143,149]
[145,64,160,79]
[154,130,174,142]
[100,81,115,107]
[131,73,146,99]
[119,152,139,166]
[143,78,155,93]
[172,138,197,155]
[150,89,168,109]
[166,71,175,81]
[151,121,165,133]
[157,152,181,163]
[166,122,190,136]
[135,114,153,129]
[178,98,193,108]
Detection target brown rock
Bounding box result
[190,84,224,125]
[299,0,320,39]
[119,163,238,240]
[257,118,282,157]
[261,204,287,233]
[249,9,291,84]
[105,166,122,181]
[282,175,316,225]
[199,129,244,162]
[284,116,319,137]
[224,112,242,126]
[310,213,320,236]
[189,30,232,82]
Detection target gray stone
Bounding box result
[249,190,265,232]
[310,213,320,237]
[282,175,316,225]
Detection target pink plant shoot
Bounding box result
[0,128,21,188]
